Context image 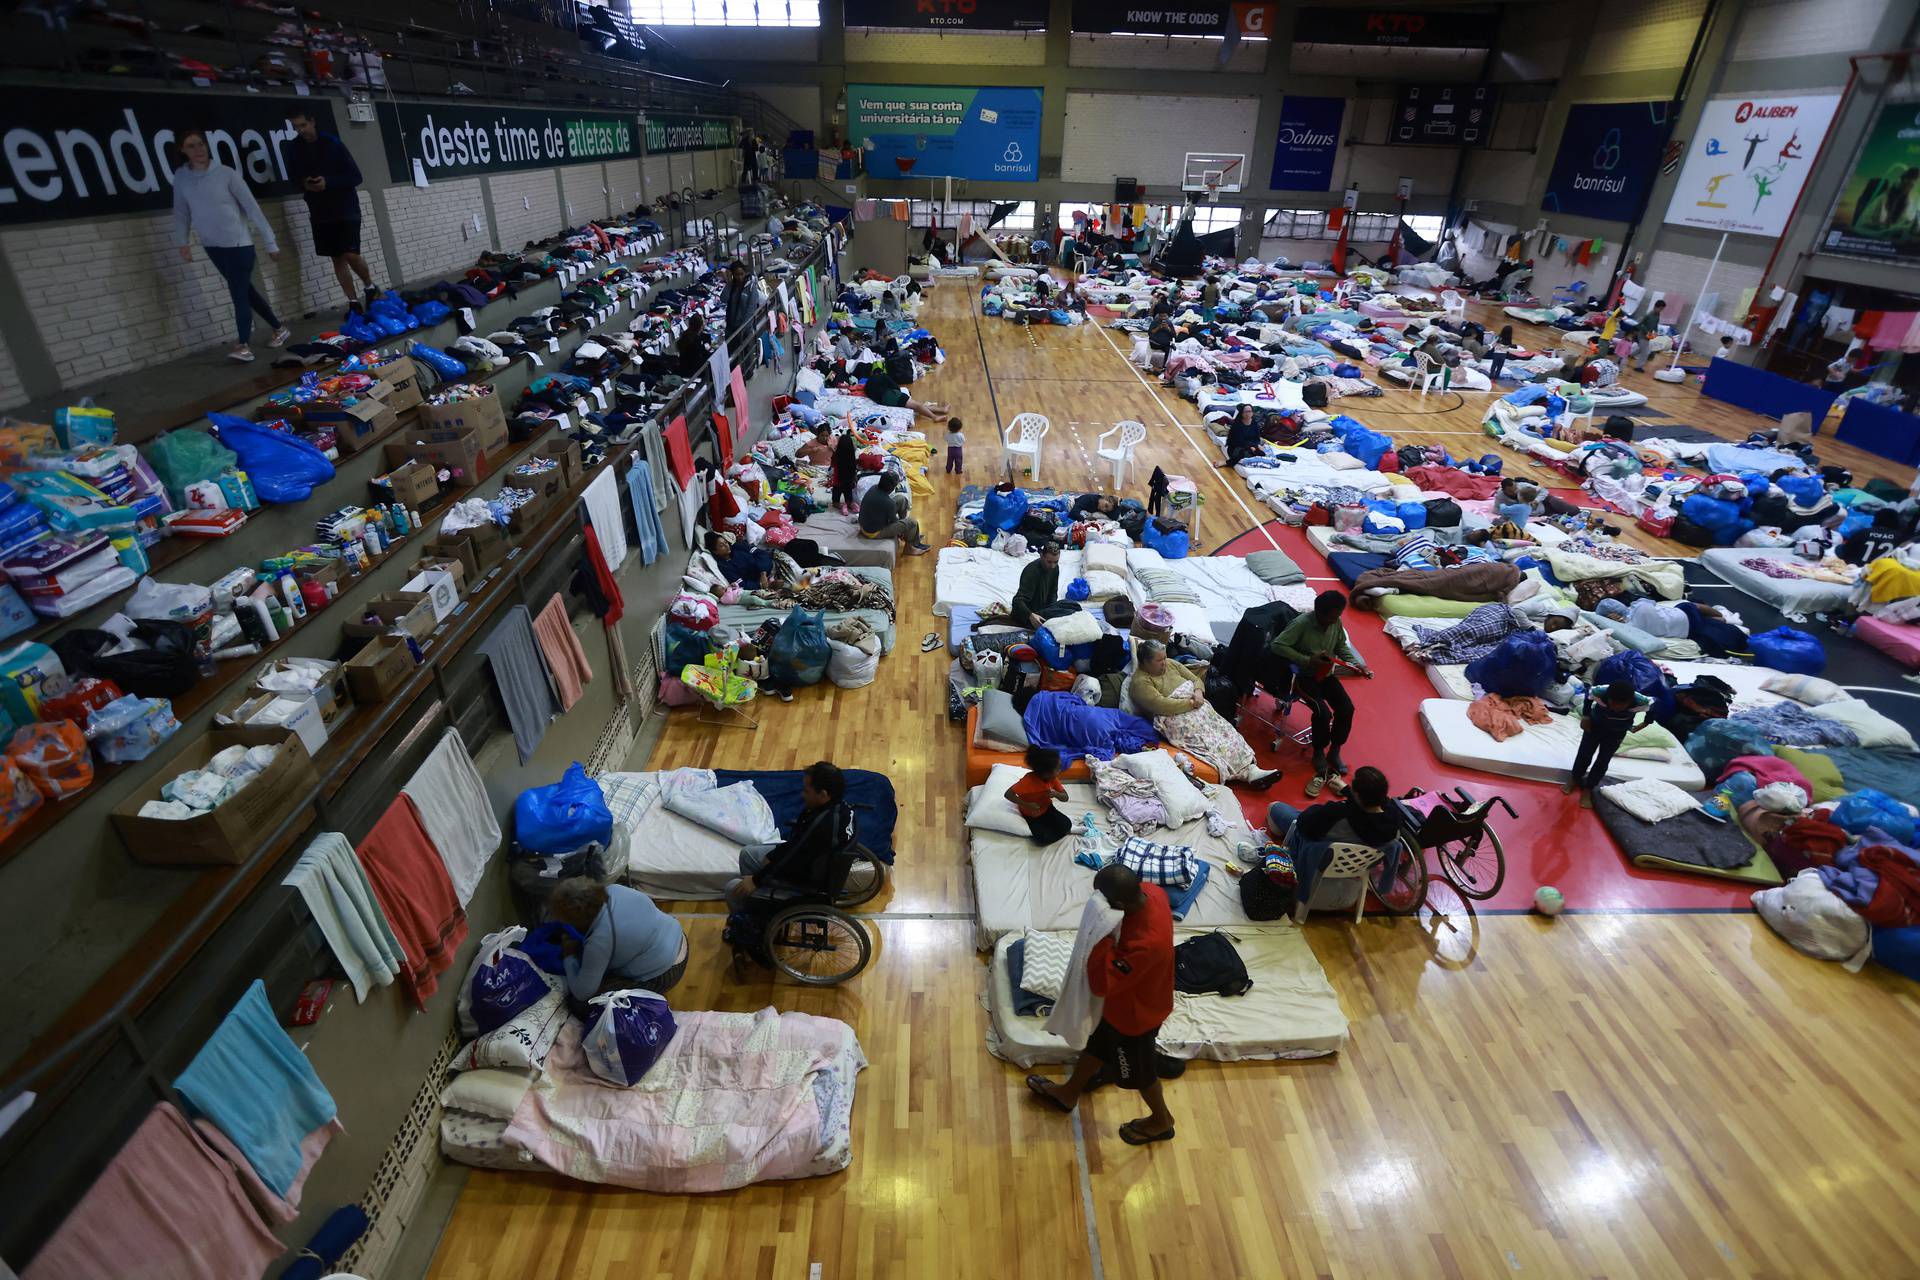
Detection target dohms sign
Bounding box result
[376,102,639,181]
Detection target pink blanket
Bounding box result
[505,1009,865,1192]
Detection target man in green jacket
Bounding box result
[1270,590,1373,795]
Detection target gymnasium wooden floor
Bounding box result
[427,285,1920,1279]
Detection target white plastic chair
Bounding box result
[1295,841,1386,924]
[1441,289,1467,322]
[1003,413,1049,483]
[1096,420,1148,488]
[1408,351,1444,395]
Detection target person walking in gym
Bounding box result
[170,129,289,362]
[286,108,379,312]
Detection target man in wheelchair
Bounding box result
[724,760,858,906]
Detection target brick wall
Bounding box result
[1646,248,1765,333]
[1061,92,1261,188]
[560,163,609,226]
[606,159,644,212]
[1460,223,1622,306]
[0,332,23,411]
[383,176,488,282]
[487,170,563,253]
[1730,0,1889,61]
[642,156,673,203]
[278,188,395,314]
[1583,0,1709,76]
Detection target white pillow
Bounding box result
[1080,569,1131,601]
[451,991,569,1073]
[1018,930,1074,1001]
[1083,542,1127,577]
[1810,698,1918,752]
[966,762,1043,836]
[1115,750,1207,825]
[1761,673,1845,705]
[440,1068,533,1120]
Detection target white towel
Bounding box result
[1043,894,1124,1050]
[402,728,502,907]
[584,467,629,568]
[283,833,405,1002]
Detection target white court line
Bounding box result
[1086,321,1280,551]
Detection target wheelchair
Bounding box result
[724,845,882,986]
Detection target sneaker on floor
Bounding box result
[1324,774,1349,795]
[268,326,291,348]
[905,542,931,555]
[772,687,794,703]
[1304,773,1326,798]
[227,345,255,362]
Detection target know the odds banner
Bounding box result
[1821,101,1920,266]
[848,85,1042,182]
[376,102,639,182]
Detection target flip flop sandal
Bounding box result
[1026,1075,1072,1114]
[921,632,942,652]
[1119,1120,1175,1145]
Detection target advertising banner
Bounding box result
[1069,1,1276,36]
[1540,101,1672,222]
[845,0,1046,30]
[376,102,640,182]
[1268,95,1344,191]
[1820,101,1920,265]
[849,84,1042,182]
[644,114,737,155]
[1664,94,1841,238]
[0,88,337,226]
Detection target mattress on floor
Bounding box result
[601,770,745,899]
[797,511,898,570]
[713,566,898,652]
[1424,659,1797,705]
[1594,792,1783,886]
[985,926,1348,1068]
[934,546,1083,618]
[968,783,1255,946]
[1381,362,1493,392]
[1128,550,1296,625]
[1697,548,1857,617]
[1855,616,1920,669]
[1239,457,1397,498]
[962,705,1220,787]
[1327,551,1387,588]
[1418,698,1706,789]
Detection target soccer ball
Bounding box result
[1534,885,1566,917]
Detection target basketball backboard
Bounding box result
[1182,152,1246,196]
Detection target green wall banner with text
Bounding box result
[376,102,639,181]
[644,114,738,155]
[1822,102,1920,266]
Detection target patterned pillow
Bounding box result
[1761,673,1845,705]
[451,990,569,1073]
[1018,929,1074,1001]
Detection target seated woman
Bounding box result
[1263,764,1400,858]
[548,878,690,1006]
[1220,404,1262,467]
[1127,640,1279,789]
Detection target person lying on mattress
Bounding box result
[725,761,858,903]
[1069,492,1119,519]
[1127,640,1279,790]
[1269,590,1373,797]
[707,531,773,588]
[549,879,690,1010]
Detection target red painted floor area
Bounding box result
[1210,520,1753,913]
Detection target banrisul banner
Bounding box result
[644,114,737,155]
[1269,95,1344,191]
[844,0,1046,30]
[1540,101,1672,222]
[849,85,1042,182]
[1821,102,1920,266]
[0,87,337,226]
[376,102,638,182]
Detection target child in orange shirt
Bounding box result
[1006,746,1072,845]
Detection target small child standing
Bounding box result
[1566,680,1651,807]
[1006,745,1072,844]
[945,417,965,474]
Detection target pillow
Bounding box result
[1244,549,1305,586]
[1622,721,1680,752]
[451,991,569,1073]
[1774,746,1846,803]
[1042,610,1101,646]
[966,762,1041,836]
[1762,673,1846,705]
[1810,698,1918,752]
[1115,750,1207,825]
[1081,569,1131,601]
[974,688,1029,751]
[1018,929,1073,1000]
[1137,568,1201,604]
[440,1068,533,1120]
[663,781,780,844]
[1083,542,1128,576]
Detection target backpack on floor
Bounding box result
[1173,931,1253,995]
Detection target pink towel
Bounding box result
[358,795,468,1011]
[532,594,593,711]
[195,1115,342,1225]
[25,1103,284,1280]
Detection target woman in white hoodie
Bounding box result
[170,130,289,362]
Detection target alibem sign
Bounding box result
[0,87,338,226]
[643,114,738,155]
[376,102,639,181]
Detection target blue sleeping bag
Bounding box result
[714,767,899,863]
[1021,691,1157,764]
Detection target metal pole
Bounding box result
[1666,230,1726,374]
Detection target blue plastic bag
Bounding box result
[583,990,678,1087]
[514,762,614,854]
[1832,788,1916,845]
[465,933,555,1036]
[1141,519,1190,559]
[411,300,452,326]
[1750,627,1826,675]
[1465,630,1558,698]
[976,487,1029,533]
[1593,650,1676,722]
[1775,473,1824,506]
[1682,494,1745,545]
[1064,576,1091,602]
[409,342,469,380]
[769,607,831,685]
[1397,501,1428,530]
[207,414,335,503]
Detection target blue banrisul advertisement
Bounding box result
[1268,95,1344,191]
[1541,101,1672,222]
[849,85,1042,182]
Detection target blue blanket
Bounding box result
[1327,551,1387,588]
[715,767,898,863]
[1021,690,1157,764]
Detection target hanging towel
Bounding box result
[23,1103,286,1280]
[193,1110,341,1225]
[1043,893,1124,1050]
[283,832,405,1000]
[476,605,560,763]
[628,458,666,566]
[358,795,469,1011]
[173,979,338,1197]
[532,594,593,710]
[401,728,502,907]
[677,474,701,548]
[583,467,628,568]
[576,523,626,625]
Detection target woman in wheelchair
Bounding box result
[724,761,858,904]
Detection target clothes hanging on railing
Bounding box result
[401,728,501,909]
[629,458,667,566]
[283,832,405,1001]
[475,606,560,765]
[532,594,594,711]
[583,467,628,568]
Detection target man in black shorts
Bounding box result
[287,108,379,311]
[1026,864,1178,1144]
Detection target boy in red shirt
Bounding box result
[1006,746,1071,845]
[1027,864,1178,1144]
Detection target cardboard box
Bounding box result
[374,356,424,413]
[253,656,353,732]
[342,593,437,644]
[520,438,582,494]
[386,429,484,487]
[399,568,459,622]
[374,457,442,510]
[305,395,399,456]
[344,633,416,702]
[510,455,567,502]
[505,485,552,538]
[421,537,478,584]
[411,554,467,597]
[217,688,328,755]
[110,727,318,866]
[422,393,510,468]
[461,521,511,571]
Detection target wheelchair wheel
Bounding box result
[1370,837,1428,915]
[1433,825,1506,901]
[766,903,873,985]
[835,850,887,908]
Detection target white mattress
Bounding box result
[1381,362,1493,392]
[933,546,1084,618]
[985,926,1348,1068]
[967,783,1256,947]
[1698,548,1858,617]
[1238,456,1397,498]
[1128,550,1293,624]
[1425,659,1795,706]
[798,511,897,570]
[1418,698,1705,789]
[601,771,744,900]
[1199,381,1309,414]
